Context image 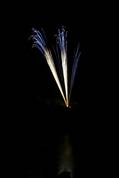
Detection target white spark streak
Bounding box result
[61,50,68,107]
[31,27,80,107]
[44,49,67,106]
[57,28,69,107]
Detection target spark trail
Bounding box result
[69,44,81,103]
[57,27,68,107]
[31,28,67,106]
[31,27,81,107]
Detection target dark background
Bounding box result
[3,1,113,178]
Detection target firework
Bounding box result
[31,27,80,107]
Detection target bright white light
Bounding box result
[31,27,80,107]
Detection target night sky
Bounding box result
[4,1,112,178]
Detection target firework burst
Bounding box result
[31,27,81,107]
